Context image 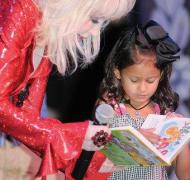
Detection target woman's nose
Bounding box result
[79,22,100,38]
[90,25,100,36]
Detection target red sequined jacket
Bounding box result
[0,0,109,179]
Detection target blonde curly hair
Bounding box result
[35,0,136,74]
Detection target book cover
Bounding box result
[101,114,190,167]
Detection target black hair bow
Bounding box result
[156,37,180,67]
[137,20,180,67]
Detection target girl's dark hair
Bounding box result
[98,20,180,114]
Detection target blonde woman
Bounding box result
[0,0,135,179]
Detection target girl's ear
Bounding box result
[114,68,121,79]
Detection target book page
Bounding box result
[142,114,166,129]
[101,126,168,167]
[142,114,190,161]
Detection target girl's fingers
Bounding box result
[139,128,156,133]
[139,128,160,144]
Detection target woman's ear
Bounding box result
[114,68,121,80]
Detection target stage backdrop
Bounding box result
[138,0,190,116]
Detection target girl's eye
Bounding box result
[146,79,156,83]
[130,79,138,83]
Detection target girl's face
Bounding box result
[115,54,161,107]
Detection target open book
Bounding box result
[101,114,190,167]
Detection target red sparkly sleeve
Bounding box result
[0,0,89,178]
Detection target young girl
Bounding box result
[0,0,136,179]
[96,20,190,180]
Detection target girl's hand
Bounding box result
[139,128,160,145]
[83,124,111,151]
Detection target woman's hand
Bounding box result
[139,128,160,145]
[82,124,111,151]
